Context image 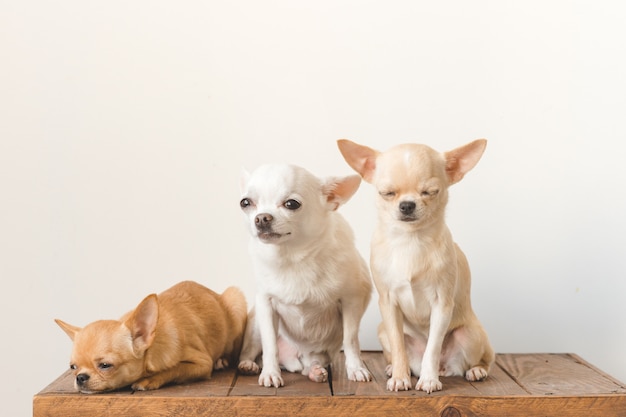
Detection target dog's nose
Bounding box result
[255,213,273,227]
[76,373,90,385]
[399,201,416,215]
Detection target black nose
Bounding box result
[399,201,416,215]
[76,373,90,385]
[255,213,273,227]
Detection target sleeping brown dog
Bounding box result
[56,280,247,393]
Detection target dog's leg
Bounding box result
[341,298,372,382]
[378,293,412,391]
[255,294,284,388]
[237,307,262,375]
[277,336,303,373]
[416,302,452,393]
[464,326,494,382]
[132,358,214,391]
[301,352,330,383]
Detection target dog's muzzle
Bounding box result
[255,213,273,228]
[76,373,90,386]
[255,213,284,241]
[398,201,418,222]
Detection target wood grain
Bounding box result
[34,353,626,417]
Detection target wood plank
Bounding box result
[497,353,626,396]
[229,367,332,397]
[34,393,626,417]
[36,368,238,398]
[34,353,626,417]
[332,351,527,397]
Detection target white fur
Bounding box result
[237,164,373,387]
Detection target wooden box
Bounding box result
[34,352,626,417]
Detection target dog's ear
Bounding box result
[322,175,361,210]
[444,139,487,185]
[337,139,379,183]
[55,319,81,341]
[240,168,251,193]
[126,294,159,354]
[322,175,361,211]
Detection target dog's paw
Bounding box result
[131,378,160,391]
[215,358,229,370]
[386,376,412,391]
[259,369,284,388]
[385,364,393,378]
[308,363,328,383]
[238,360,260,375]
[415,376,442,393]
[465,366,488,382]
[347,365,372,382]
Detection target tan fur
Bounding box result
[337,139,494,393]
[55,281,247,393]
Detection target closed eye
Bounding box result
[379,191,396,199]
[421,189,439,197]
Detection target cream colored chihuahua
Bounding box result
[237,164,372,387]
[337,139,494,393]
[55,281,247,393]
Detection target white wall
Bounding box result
[2,1,626,415]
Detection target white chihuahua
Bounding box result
[337,139,494,393]
[237,164,373,387]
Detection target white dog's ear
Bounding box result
[240,168,251,192]
[336,139,379,183]
[443,139,487,185]
[322,175,361,211]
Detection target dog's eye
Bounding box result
[421,189,439,197]
[283,199,301,210]
[70,364,77,370]
[240,198,253,209]
[379,191,396,199]
[98,363,113,370]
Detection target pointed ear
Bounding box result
[444,139,487,184]
[336,139,379,183]
[125,294,159,353]
[322,175,361,211]
[240,168,251,193]
[55,319,81,341]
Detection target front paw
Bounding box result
[131,377,161,391]
[259,369,284,388]
[416,375,442,393]
[386,376,412,391]
[215,358,229,370]
[347,365,372,382]
[238,360,260,375]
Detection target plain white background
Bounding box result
[2,1,625,415]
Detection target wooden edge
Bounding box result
[568,353,626,389]
[34,393,626,417]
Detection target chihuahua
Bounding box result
[337,139,494,393]
[55,280,247,393]
[237,164,373,387]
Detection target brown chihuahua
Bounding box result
[56,280,247,393]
